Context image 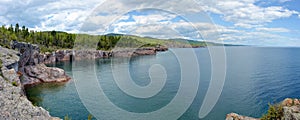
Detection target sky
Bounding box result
[0,0,299,46]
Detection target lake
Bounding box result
[25,47,300,120]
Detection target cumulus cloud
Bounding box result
[198,0,299,28]
[0,0,104,32]
[0,0,299,46]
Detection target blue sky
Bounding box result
[0,0,299,46]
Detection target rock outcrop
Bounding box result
[39,47,168,64]
[226,98,300,120]
[281,98,300,120]
[11,40,168,65]
[226,113,259,120]
[22,64,70,86]
[0,47,20,85]
[0,46,59,120]
[10,40,70,86]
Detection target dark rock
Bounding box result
[37,46,167,64]
[10,41,71,86]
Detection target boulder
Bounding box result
[22,64,71,86]
[226,113,259,120]
[282,98,294,107]
[294,99,300,106]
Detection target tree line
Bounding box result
[0,24,136,52]
[0,23,211,53]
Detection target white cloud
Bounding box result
[198,0,299,28]
[0,0,105,32]
[256,27,290,33]
[132,14,176,24]
[278,0,292,3]
[217,27,300,46]
[0,0,299,46]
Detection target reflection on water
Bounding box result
[26,83,67,106]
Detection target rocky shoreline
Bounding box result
[40,47,168,64]
[226,98,300,120]
[10,41,168,86]
[0,41,168,119]
[11,41,71,87]
[0,46,60,120]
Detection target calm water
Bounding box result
[26,47,300,120]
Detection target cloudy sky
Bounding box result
[0,0,300,46]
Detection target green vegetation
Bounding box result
[87,114,93,120]
[0,23,76,52]
[0,23,220,52]
[12,81,18,86]
[64,115,71,120]
[261,103,284,120]
[0,58,2,69]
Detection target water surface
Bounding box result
[26,47,300,119]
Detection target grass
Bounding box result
[261,103,284,120]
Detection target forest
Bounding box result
[0,23,214,53]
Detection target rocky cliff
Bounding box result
[11,40,168,65]
[11,40,71,86]
[226,98,300,120]
[9,40,168,85]
[39,47,168,64]
[0,46,59,120]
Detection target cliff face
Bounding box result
[11,40,168,65]
[11,41,71,86]
[0,46,59,120]
[39,46,168,64]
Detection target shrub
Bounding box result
[88,114,93,120]
[261,103,284,120]
[12,81,18,86]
